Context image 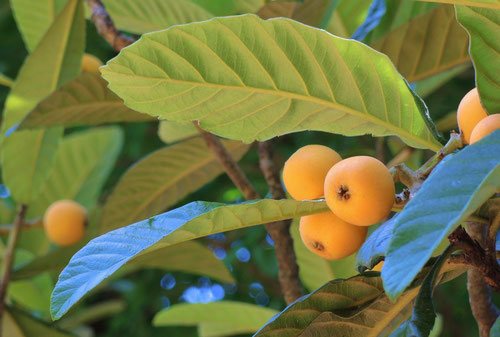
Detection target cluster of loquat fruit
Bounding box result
[282,87,499,266]
[283,145,394,261]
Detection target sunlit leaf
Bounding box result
[102,15,441,150]
[100,137,249,233]
[157,121,198,144]
[19,73,153,130]
[419,0,500,9]
[51,199,328,319]
[456,5,500,113]
[383,131,500,300]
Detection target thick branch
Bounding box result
[462,223,499,337]
[85,0,135,51]
[258,141,302,304]
[0,204,28,337]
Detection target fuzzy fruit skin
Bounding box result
[469,114,500,144]
[81,54,103,74]
[324,156,395,227]
[299,211,367,260]
[283,145,341,200]
[457,88,488,144]
[43,200,86,246]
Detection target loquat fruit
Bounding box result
[469,114,500,144]
[43,200,87,246]
[457,88,488,144]
[81,53,103,74]
[299,211,367,260]
[283,145,341,200]
[324,156,395,227]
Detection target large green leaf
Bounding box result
[370,5,470,82]
[1,0,85,204]
[26,127,123,218]
[51,199,328,319]
[191,0,264,16]
[99,137,249,233]
[101,14,441,150]
[456,6,500,113]
[419,0,500,9]
[10,0,68,51]
[255,267,464,337]
[103,0,213,34]
[19,73,153,130]
[157,121,198,144]
[153,301,278,337]
[291,221,358,292]
[383,130,500,300]
[357,217,397,272]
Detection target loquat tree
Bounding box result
[0,0,498,337]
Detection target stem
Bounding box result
[416,132,463,180]
[258,141,302,304]
[465,223,499,337]
[0,220,42,236]
[375,138,385,163]
[0,204,28,335]
[85,0,135,52]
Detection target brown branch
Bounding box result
[457,223,499,337]
[85,0,135,52]
[0,204,28,337]
[375,138,385,163]
[258,141,302,304]
[0,219,42,236]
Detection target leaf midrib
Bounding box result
[107,72,440,151]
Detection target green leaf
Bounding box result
[328,0,372,37]
[99,137,248,233]
[419,0,500,9]
[258,0,331,28]
[491,316,500,337]
[103,0,213,34]
[370,5,470,82]
[101,14,441,150]
[26,127,124,218]
[1,0,85,204]
[383,130,500,300]
[191,0,264,16]
[456,6,500,113]
[414,64,470,98]
[158,120,198,144]
[57,300,125,330]
[10,0,68,51]
[2,0,85,133]
[357,217,397,272]
[255,266,464,337]
[153,301,278,337]
[389,247,453,337]
[291,221,357,292]
[51,199,328,319]
[7,307,74,337]
[2,129,63,204]
[19,73,153,130]
[0,74,13,88]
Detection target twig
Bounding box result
[375,138,385,163]
[0,204,28,336]
[0,219,42,236]
[386,147,414,168]
[456,223,499,337]
[85,0,135,52]
[258,141,302,303]
[416,132,463,180]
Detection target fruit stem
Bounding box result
[416,132,463,180]
[0,204,28,336]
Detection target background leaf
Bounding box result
[51,199,329,319]
[99,137,249,233]
[191,0,264,16]
[456,5,500,113]
[0,74,13,88]
[491,316,500,337]
[1,0,85,204]
[383,130,500,300]
[419,0,500,9]
[370,5,470,82]
[352,0,386,40]
[10,0,67,51]
[7,307,74,337]
[101,14,441,150]
[26,127,124,219]
[356,217,397,272]
[153,301,278,337]
[19,73,153,130]
[103,0,213,34]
